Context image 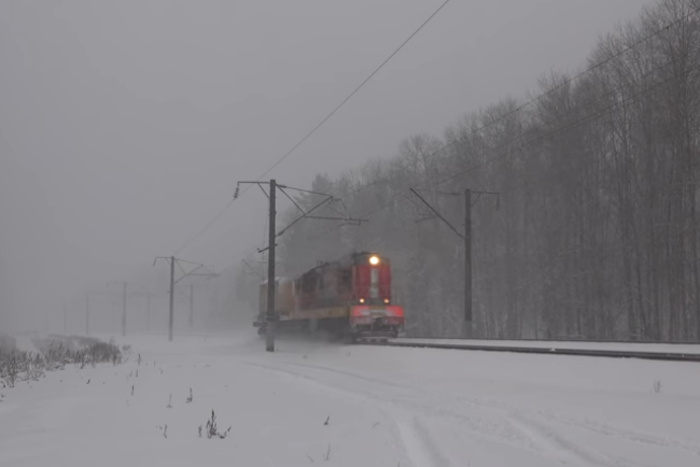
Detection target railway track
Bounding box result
[360,338,700,362]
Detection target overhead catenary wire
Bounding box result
[233,4,700,269]
[303,3,700,211]
[435,2,700,157]
[232,31,445,218]
[347,59,700,229]
[243,0,451,189]
[83,3,699,301]
[352,27,700,221]
[170,0,451,257]
[229,2,700,252]
[430,61,700,191]
[173,198,236,256]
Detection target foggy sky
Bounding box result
[0,0,654,331]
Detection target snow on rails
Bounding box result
[364,338,700,362]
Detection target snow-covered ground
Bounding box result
[2,331,700,467]
[389,338,700,355]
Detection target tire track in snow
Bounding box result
[238,359,535,462]
[508,413,621,467]
[395,416,454,467]
[272,361,543,450]
[283,360,412,391]
[244,361,455,467]
[437,389,700,463]
[243,358,681,467]
[238,360,420,467]
[537,411,700,458]
[275,359,699,465]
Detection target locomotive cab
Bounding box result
[348,252,404,340]
[352,253,392,306]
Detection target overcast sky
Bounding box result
[0,0,655,331]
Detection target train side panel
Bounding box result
[257,279,294,321]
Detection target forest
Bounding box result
[231,0,700,342]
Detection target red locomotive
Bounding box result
[256,251,405,342]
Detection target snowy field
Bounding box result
[2,331,700,467]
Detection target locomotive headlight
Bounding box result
[359,298,365,304]
[369,255,380,265]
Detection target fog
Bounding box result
[0,0,653,333]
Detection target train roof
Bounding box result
[298,251,389,275]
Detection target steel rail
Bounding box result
[359,339,700,362]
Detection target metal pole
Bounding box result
[169,256,175,342]
[122,281,127,337]
[464,188,472,338]
[189,283,194,328]
[266,179,277,352]
[86,293,90,335]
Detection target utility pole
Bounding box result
[266,179,277,352]
[122,281,127,337]
[464,189,472,337]
[105,280,130,337]
[154,255,218,342]
[128,287,155,333]
[189,283,194,328]
[234,179,364,352]
[169,255,175,342]
[410,187,498,338]
[147,293,151,332]
[85,293,90,335]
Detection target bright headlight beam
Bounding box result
[369,255,380,265]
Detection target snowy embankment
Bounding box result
[389,337,700,355]
[1,331,699,467]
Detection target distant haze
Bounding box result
[0,0,654,331]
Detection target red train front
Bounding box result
[345,252,405,341]
[256,251,405,342]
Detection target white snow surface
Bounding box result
[389,338,700,355]
[2,331,700,467]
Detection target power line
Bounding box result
[174,198,236,256]
[311,4,700,208]
[229,3,700,269]
[432,62,700,190]
[356,60,700,223]
[228,0,699,248]
[449,3,700,152]
[288,56,700,251]
[171,1,451,256]
[348,5,700,221]
[238,0,451,198]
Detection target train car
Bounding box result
[254,251,404,342]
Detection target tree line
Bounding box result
[233,0,700,342]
